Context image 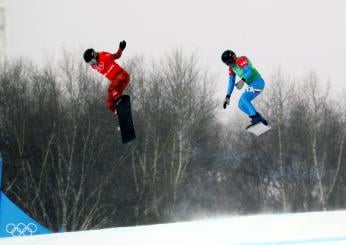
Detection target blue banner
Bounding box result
[0,156,2,190]
[0,157,52,238]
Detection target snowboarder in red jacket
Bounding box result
[83,40,129,114]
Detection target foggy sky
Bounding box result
[6,0,346,97]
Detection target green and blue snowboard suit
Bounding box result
[227,56,265,116]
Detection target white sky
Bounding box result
[5,0,346,97]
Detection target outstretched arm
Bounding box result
[227,74,236,96]
[112,40,126,60]
[223,73,236,109]
[112,49,123,60]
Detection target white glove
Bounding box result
[236,79,245,90]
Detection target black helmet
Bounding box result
[83,48,96,63]
[221,50,236,66]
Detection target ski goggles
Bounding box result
[88,58,97,65]
[223,59,236,66]
[223,60,232,66]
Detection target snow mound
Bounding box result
[2,210,346,245]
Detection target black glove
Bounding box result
[223,95,230,109]
[119,40,126,51]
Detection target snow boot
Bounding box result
[246,112,268,129]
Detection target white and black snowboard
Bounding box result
[246,122,271,136]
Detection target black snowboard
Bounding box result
[114,95,136,144]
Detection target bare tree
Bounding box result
[2,53,346,230]
[260,68,296,211]
[125,49,218,222]
[0,56,130,231]
[301,72,345,210]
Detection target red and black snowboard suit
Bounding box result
[91,49,130,113]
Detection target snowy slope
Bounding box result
[1,210,346,245]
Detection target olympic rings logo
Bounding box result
[5,223,38,236]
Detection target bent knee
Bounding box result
[238,96,248,108]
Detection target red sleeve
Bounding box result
[98,51,113,60]
[99,51,110,56]
[237,56,249,68]
[112,48,123,60]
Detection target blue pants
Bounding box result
[238,77,265,116]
